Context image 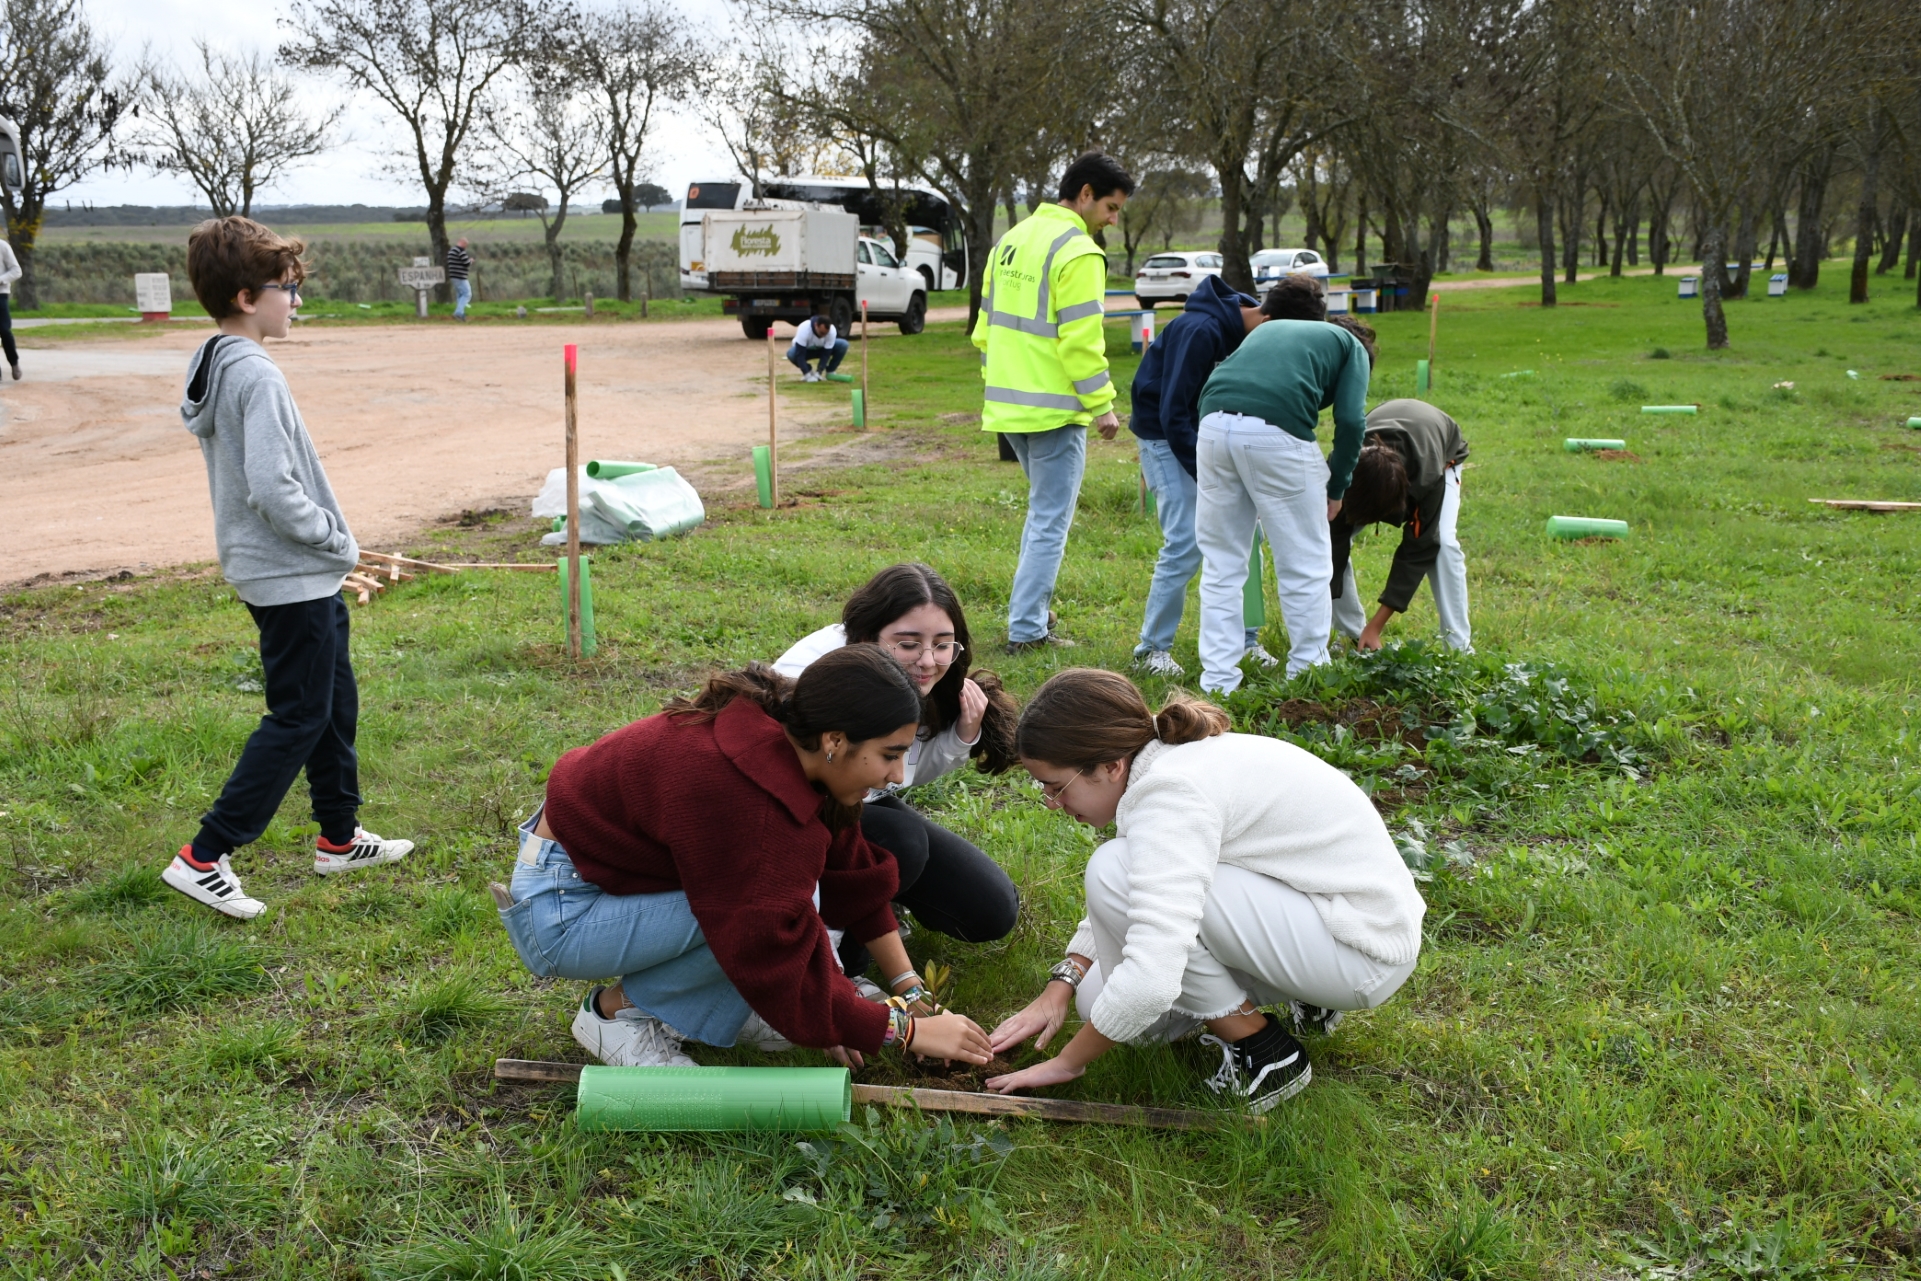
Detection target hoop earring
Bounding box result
[825,751,835,764]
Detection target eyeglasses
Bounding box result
[1037,769,1083,809]
[884,638,965,663]
[257,282,301,301]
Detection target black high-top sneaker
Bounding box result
[1201,1015,1312,1113]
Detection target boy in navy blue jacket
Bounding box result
[1127,274,1324,676]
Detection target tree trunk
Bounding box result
[1765,207,1786,273]
[1877,199,1905,273]
[1730,204,1757,299]
[1610,198,1631,276]
[1789,150,1831,290]
[1216,161,1253,292]
[615,205,638,301]
[1537,195,1557,307]
[1473,204,1494,271]
[1907,209,1919,280]
[1700,222,1729,349]
[546,215,568,302]
[1627,202,1641,266]
[1433,209,1451,274]
[1594,195,1609,268]
[427,193,452,306]
[1850,143,1877,304]
[1354,191,1368,278]
[1558,193,1579,283]
[1648,194,1670,274]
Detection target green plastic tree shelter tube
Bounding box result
[825,371,854,383]
[557,556,596,655]
[1244,536,1265,627]
[1564,438,1628,452]
[575,1065,851,1132]
[852,389,866,428]
[1907,417,1921,429]
[1546,515,1629,540]
[1641,405,1697,414]
[753,445,773,508]
[1416,359,1430,392]
[585,460,658,480]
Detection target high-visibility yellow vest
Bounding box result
[971,203,1115,434]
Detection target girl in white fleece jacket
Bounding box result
[986,668,1423,1111]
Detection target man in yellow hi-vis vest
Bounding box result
[973,153,1134,652]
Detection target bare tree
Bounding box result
[284,0,535,302]
[0,0,125,310]
[577,2,693,301]
[476,63,607,302]
[134,41,342,218]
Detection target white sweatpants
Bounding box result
[1073,837,1417,1045]
[1333,465,1471,652]
[1196,412,1334,691]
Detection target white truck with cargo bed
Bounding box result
[702,208,928,339]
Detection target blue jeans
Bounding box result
[1005,424,1088,642]
[787,339,848,374]
[452,279,471,317]
[496,813,752,1046]
[1135,437,1258,656]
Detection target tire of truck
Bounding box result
[898,292,927,335]
[918,265,936,293]
[828,294,855,336]
[741,314,771,340]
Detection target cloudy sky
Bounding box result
[68,0,737,210]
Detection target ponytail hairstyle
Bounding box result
[1014,668,1228,772]
[664,645,924,829]
[839,562,1019,773]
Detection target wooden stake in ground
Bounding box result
[1428,291,1440,368]
[766,330,780,505]
[492,1059,1247,1131]
[861,299,870,428]
[564,344,582,660]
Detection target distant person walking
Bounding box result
[973,152,1134,653]
[447,239,473,320]
[0,235,20,379]
[164,217,414,920]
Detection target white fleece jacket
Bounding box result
[1067,732,1425,1044]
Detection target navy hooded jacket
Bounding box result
[1127,274,1258,477]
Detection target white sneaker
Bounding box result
[162,847,266,920]
[1244,643,1281,669]
[314,828,414,876]
[736,1010,794,1051]
[571,986,697,1067]
[803,370,820,383]
[1134,649,1185,678]
[850,975,889,1003]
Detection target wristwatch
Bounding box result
[1048,958,1088,990]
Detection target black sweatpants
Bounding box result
[194,593,360,859]
[841,793,1020,974]
[0,295,17,367]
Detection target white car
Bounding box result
[1134,252,1224,308]
[1251,247,1331,285]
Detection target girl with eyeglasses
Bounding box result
[774,564,1021,981]
[983,668,1424,1113]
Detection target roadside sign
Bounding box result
[398,266,446,289]
[134,273,172,319]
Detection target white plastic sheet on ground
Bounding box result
[532,466,706,546]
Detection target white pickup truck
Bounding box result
[703,208,929,340]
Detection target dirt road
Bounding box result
[0,315,946,586]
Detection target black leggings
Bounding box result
[841,793,1020,973]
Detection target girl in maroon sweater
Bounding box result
[496,644,993,1068]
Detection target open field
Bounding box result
[3,271,1920,1278]
[37,212,686,248]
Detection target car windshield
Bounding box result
[869,241,899,267]
[1143,256,1187,269]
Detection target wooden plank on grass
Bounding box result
[493,1059,1243,1130]
[1809,499,1921,512]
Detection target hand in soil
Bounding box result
[989,985,1073,1055]
[912,1011,993,1065]
[985,1056,1086,1095]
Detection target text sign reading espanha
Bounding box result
[398,266,446,290]
[729,225,782,258]
[134,273,172,313]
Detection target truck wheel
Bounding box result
[828,295,855,336]
[918,265,936,293]
[741,315,771,340]
[898,292,927,335]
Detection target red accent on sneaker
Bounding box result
[316,834,357,853]
[177,843,218,872]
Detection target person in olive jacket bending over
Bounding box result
[1330,398,1472,653]
[495,645,993,1070]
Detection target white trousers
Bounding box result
[1074,837,1417,1045]
[1333,465,1471,652]
[1196,412,1334,690]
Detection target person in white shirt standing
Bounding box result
[774,563,1021,975]
[985,668,1425,1112]
[0,235,21,379]
[786,314,848,382]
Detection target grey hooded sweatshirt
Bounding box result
[182,335,359,606]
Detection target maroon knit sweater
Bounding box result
[543,696,897,1053]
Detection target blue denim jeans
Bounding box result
[1005,424,1088,642]
[496,813,751,1046]
[1135,437,1258,657]
[452,279,471,317]
[787,339,848,374]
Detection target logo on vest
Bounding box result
[730,225,783,257]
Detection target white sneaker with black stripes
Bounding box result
[313,828,414,876]
[162,847,266,920]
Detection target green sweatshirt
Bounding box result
[1196,319,1372,498]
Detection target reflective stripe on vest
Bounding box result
[985,386,1087,411]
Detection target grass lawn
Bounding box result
[3,270,1920,1279]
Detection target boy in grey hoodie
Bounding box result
[163,217,413,920]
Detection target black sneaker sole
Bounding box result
[1246,1061,1312,1113]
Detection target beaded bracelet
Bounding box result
[881,1003,911,1047]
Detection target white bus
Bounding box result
[0,118,23,200]
[680,175,968,295]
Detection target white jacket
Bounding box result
[0,240,20,295]
[772,623,978,791]
[1068,732,1425,1043]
